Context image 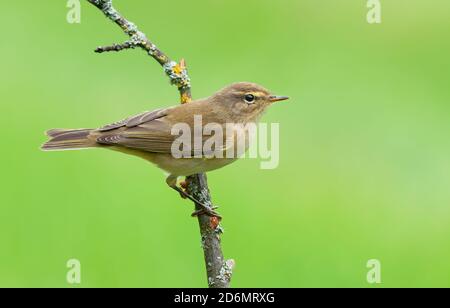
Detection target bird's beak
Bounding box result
[269,95,289,103]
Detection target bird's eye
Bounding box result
[244,94,255,104]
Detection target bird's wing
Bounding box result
[95,104,233,155]
[98,108,169,132]
[95,108,177,153]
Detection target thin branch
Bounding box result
[186,173,235,288]
[95,41,134,53]
[87,0,191,104]
[86,0,234,288]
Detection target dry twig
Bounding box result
[86,0,234,288]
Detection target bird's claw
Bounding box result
[191,206,222,219]
[170,184,221,218]
[178,181,188,199]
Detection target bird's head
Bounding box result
[211,82,289,123]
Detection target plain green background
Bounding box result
[1,0,449,287]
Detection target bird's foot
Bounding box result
[170,184,222,218]
[191,206,221,218]
[178,180,188,199]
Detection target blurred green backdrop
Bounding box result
[1,0,449,287]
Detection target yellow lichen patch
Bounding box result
[173,59,187,76]
[181,93,192,104]
[172,63,184,76]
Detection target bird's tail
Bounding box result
[41,128,97,151]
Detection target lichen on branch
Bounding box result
[87,0,191,103]
[85,0,233,287]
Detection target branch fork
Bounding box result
[87,0,191,103]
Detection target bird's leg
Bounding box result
[179,180,188,199]
[166,175,221,218]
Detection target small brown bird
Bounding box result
[42,82,288,216]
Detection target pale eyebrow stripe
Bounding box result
[235,91,267,96]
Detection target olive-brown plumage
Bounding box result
[42,82,288,216]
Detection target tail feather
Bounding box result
[46,128,74,138]
[42,129,97,151]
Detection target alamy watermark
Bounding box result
[170,116,280,170]
[66,258,81,285]
[367,0,382,24]
[67,0,81,24]
[366,259,382,284]
[67,1,382,26]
